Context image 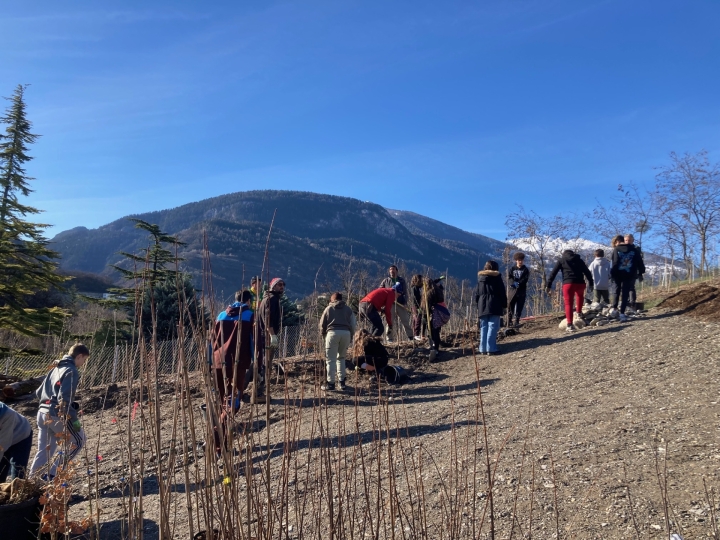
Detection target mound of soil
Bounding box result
[658,282,720,321]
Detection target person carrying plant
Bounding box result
[0,402,33,482]
[507,252,530,327]
[29,344,89,480]
[475,261,508,355]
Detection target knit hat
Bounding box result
[270,277,285,290]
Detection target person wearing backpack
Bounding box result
[611,238,645,321]
[545,249,594,332]
[474,261,508,355]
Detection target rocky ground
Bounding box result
[6,283,720,539]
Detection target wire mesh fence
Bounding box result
[1,325,318,390]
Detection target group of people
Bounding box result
[0,235,646,480]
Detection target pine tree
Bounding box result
[0,84,66,336]
[109,219,206,341]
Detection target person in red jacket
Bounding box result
[359,284,402,337]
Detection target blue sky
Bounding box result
[2,0,719,240]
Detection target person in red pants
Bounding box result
[546,249,594,333]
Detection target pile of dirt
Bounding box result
[658,281,720,321]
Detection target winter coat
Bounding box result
[611,244,645,281]
[547,251,594,288]
[212,302,254,370]
[507,265,530,292]
[379,275,408,305]
[474,270,508,318]
[588,258,611,290]
[0,403,32,463]
[360,288,397,326]
[258,291,283,334]
[36,355,82,422]
[319,300,357,335]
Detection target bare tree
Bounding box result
[654,150,720,275]
[588,182,654,247]
[504,206,566,289]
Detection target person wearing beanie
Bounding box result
[0,402,33,482]
[255,278,286,404]
[29,343,89,479]
[379,265,413,342]
[546,249,594,332]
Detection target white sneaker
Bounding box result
[565,324,576,333]
[618,313,629,322]
[413,336,423,342]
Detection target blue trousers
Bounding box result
[0,433,32,482]
[479,315,500,353]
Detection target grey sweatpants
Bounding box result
[29,410,86,478]
[325,329,351,383]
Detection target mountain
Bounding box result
[50,190,507,297]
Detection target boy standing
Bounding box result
[587,249,611,303]
[507,252,530,327]
[29,344,89,479]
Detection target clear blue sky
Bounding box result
[2,0,719,240]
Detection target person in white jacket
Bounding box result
[587,248,611,303]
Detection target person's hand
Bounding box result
[270,334,279,348]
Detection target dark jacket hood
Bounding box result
[562,250,577,260]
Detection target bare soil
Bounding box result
[6,298,720,539]
[658,281,720,322]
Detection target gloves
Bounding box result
[511,282,519,289]
[270,334,279,348]
[71,419,82,431]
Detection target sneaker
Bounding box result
[487,350,502,356]
[565,324,576,333]
[618,313,629,323]
[336,380,347,392]
[429,350,438,362]
[321,382,334,392]
[413,336,424,342]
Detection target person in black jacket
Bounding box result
[255,277,285,404]
[624,234,645,310]
[507,252,530,327]
[612,239,645,321]
[409,274,425,341]
[351,329,390,376]
[545,250,594,332]
[474,261,507,355]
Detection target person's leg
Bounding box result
[487,315,500,352]
[325,330,339,384]
[611,280,620,309]
[215,367,226,403]
[29,411,53,477]
[479,316,488,353]
[599,290,610,303]
[412,310,422,337]
[508,293,518,323]
[515,292,527,324]
[369,309,384,337]
[561,284,574,325]
[397,305,413,340]
[336,330,351,383]
[620,279,632,314]
[627,280,637,309]
[592,288,600,303]
[431,326,441,352]
[0,432,32,482]
[49,420,86,478]
[573,284,585,314]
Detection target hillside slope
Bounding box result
[51,191,506,295]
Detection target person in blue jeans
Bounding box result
[474,261,507,356]
[0,402,33,482]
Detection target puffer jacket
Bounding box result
[474,270,508,317]
[547,250,594,287]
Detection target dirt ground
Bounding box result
[5,296,720,539]
[658,281,720,322]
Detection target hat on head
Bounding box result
[270,277,285,290]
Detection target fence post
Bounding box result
[282,326,288,359]
[111,345,119,383]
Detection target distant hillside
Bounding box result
[51,191,507,297]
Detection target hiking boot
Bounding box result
[336,380,347,392]
[429,350,438,362]
[321,382,334,392]
[565,324,576,333]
